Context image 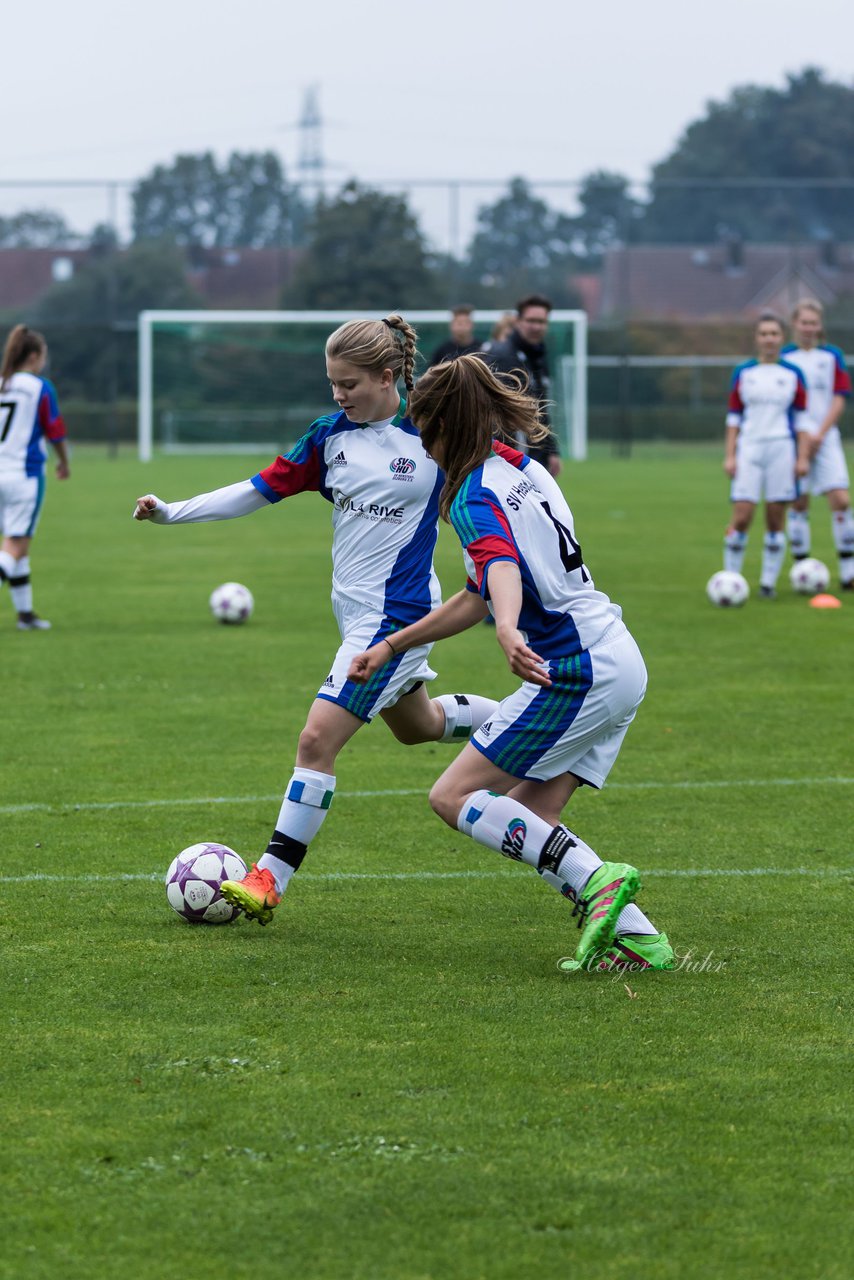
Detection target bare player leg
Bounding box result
[731,500,755,534]
[381,684,444,744]
[294,697,366,772]
[765,501,786,535]
[429,745,573,828]
[2,534,31,559]
[507,774,581,828]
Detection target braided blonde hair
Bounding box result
[325,314,418,397]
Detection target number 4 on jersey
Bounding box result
[540,500,589,580]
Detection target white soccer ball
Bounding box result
[788,557,830,596]
[165,842,248,924]
[210,581,254,624]
[706,570,750,608]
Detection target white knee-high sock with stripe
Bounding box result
[433,693,498,743]
[8,556,33,613]
[787,509,810,559]
[723,528,748,573]
[457,789,657,936]
[760,531,786,590]
[258,767,336,894]
[832,508,854,584]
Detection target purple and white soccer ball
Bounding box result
[165,843,248,924]
[706,570,750,608]
[788,557,830,596]
[209,582,254,624]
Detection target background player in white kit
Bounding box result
[134,316,497,924]
[722,313,812,598]
[0,325,70,630]
[349,355,672,972]
[782,299,854,590]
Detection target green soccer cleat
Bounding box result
[571,862,641,966]
[558,931,674,974]
[588,931,674,972]
[220,864,281,926]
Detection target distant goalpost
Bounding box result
[138,309,588,462]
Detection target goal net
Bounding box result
[138,310,587,461]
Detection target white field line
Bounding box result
[0,867,850,886]
[2,775,853,818]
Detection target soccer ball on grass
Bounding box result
[165,843,248,923]
[788,558,830,596]
[209,582,254,624]
[706,571,750,607]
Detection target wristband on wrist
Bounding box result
[383,636,397,657]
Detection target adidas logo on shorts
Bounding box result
[330,451,347,466]
[323,674,335,687]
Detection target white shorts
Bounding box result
[0,473,45,538]
[731,437,799,505]
[470,623,647,787]
[316,593,437,722]
[803,428,850,496]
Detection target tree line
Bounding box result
[2,70,853,307]
[4,68,854,406]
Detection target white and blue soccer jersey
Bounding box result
[780,343,852,431]
[0,372,66,479]
[252,399,443,624]
[726,359,808,441]
[450,441,623,660]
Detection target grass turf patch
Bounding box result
[2,445,852,1280]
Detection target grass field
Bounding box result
[3,444,852,1280]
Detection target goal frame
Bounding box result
[137,309,587,462]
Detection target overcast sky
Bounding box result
[4,0,852,250]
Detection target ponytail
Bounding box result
[1,324,46,390]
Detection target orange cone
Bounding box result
[809,593,842,609]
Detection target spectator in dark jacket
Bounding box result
[481,294,561,476]
[429,305,482,365]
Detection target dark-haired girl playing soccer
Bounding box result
[349,355,672,971]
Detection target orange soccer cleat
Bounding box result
[220,864,282,926]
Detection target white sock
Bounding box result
[457,790,657,935]
[832,509,854,583]
[0,549,15,585]
[434,693,498,742]
[760,531,786,589]
[615,903,658,936]
[9,556,33,613]
[257,767,336,894]
[458,789,553,865]
[723,528,747,573]
[787,509,810,558]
